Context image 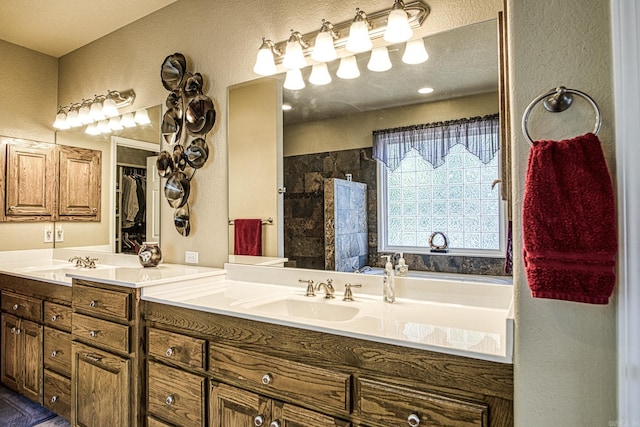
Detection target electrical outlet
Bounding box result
[44,224,53,243]
[185,251,199,264]
[55,224,64,242]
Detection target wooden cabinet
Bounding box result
[1,313,43,403]
[42,301,72,420]
[71,341,130,427]
[211,382,350,427]
[58,145,101,221]
[71,279,143,427]
[0,137,101,223]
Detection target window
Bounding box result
[374,115,505,256]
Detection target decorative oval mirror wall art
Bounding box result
[158,52,216,236]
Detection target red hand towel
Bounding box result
[522,133,617,304]
[234,219,263,256]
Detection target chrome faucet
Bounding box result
[69,256,98,268]
[343,283,362,302]
[315,279,335,299]
[298,279,315,297]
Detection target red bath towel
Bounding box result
[233,219,263,256]
[522,133,617,304]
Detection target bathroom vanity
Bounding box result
[0,251,513,426]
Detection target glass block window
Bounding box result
[380,144,504,255]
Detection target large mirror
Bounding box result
[229,19,507,275]
[54,105,161,252]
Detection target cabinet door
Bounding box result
[21,319,43,403]
[1,313,21,391]
[5,142,55,218]
[273,400,351,427]
[72,342,130,427]
[210,382,271,427]
[58,145,101,220]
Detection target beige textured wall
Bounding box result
[284,92,499,156]
[508,0,616,425]
[0,40,58,250]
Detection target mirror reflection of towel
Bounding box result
[234,219,262,256]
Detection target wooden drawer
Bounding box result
[44,370,71,420]
[148,328,206,371]
[210,343,351,413]
[1,291,42,322]
[44,327,72,377]
[148,416,174,427]
[148,361,206,427]
[72,312,130,354]
[73,283,130,321]
[44,302,72,332]
[356,377,488,427]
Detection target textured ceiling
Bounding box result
[283,19,499,125]
[0,0,178,57]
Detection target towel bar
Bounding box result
[521,86,602,145]
[228,217,273,225]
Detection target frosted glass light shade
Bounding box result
[283,40,307,69]
[384,8,413,43]
[66,109,82,127]
[97,120,112,134]
[102,97,119,117]
[53,112,70,130]
[346,20,372,53]
[283,69,306,90]
[89,101,105,121]
[402,39,429,64]
[311,31,337,62]
[78,104,92,124]
[309,63,332,85]
[336,56,360,79]
[134,109,151,124]
[253,47,277,76]
[85,123,100,135]
[108,117,123,130]
[121,113,136,128]
[367,47,392,72]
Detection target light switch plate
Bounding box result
[56,224,64,242]
[44,225,53,243]
[185,251,199,264]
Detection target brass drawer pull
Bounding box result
[51,350,59,358]
[165,347,174,357]
[51,315,59,322]
[50,395,58,404]
[261,373,272,385]
[89,330,98,338]
[13,328,21,335]
[408,413,421,426]
[89,300,97,308]
[165,395,175,406]
[85,353,102,362]
[269,421,281,427]
[254,415,264,426]
[12,304,19,311]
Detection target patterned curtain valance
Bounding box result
[372,114,500,170]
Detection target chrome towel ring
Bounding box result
[521,86,602,145]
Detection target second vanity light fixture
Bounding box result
[53,89,139,132]
[253,0,430,86]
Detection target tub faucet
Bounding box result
[315,279,335,299]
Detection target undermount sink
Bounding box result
[246,296,361,322]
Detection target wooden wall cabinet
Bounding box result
[0,291,44,404]
[0,137,101,222]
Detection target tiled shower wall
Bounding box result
[283,147,508,275]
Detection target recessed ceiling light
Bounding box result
[282,104,293,111]
[418,87,434,94]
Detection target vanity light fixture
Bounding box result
[253,38,281,76]
[89,98,106,121]
[384,0,413,43]
[309,62,332,85]
[345,8,372,53]
[102,92,120,117]
[282,30,309,70]
[108,116,124,131]
[367,46,392,72]
[84,123,100,135]
[134,108,151,125]
[311,20,338,62]
[402,38,429,64]
[54,89,136,130]
[53,107,70,130]
[120,112,137,128]
[283,68,306,90]
[337,55,360,79]
[78,100,94,124]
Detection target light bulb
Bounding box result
[134,109,151,124]
[283,69,305,90]
[253,39,278,76]
[402,38,429,64]
[384,4,413,43]
[346,20,372,53]
[309,63,332,86]
[368,47,392,72]
[336,56,360,79]
[311,31,337,62]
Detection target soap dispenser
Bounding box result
[381,255,395,303]
[395,252,408,277]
